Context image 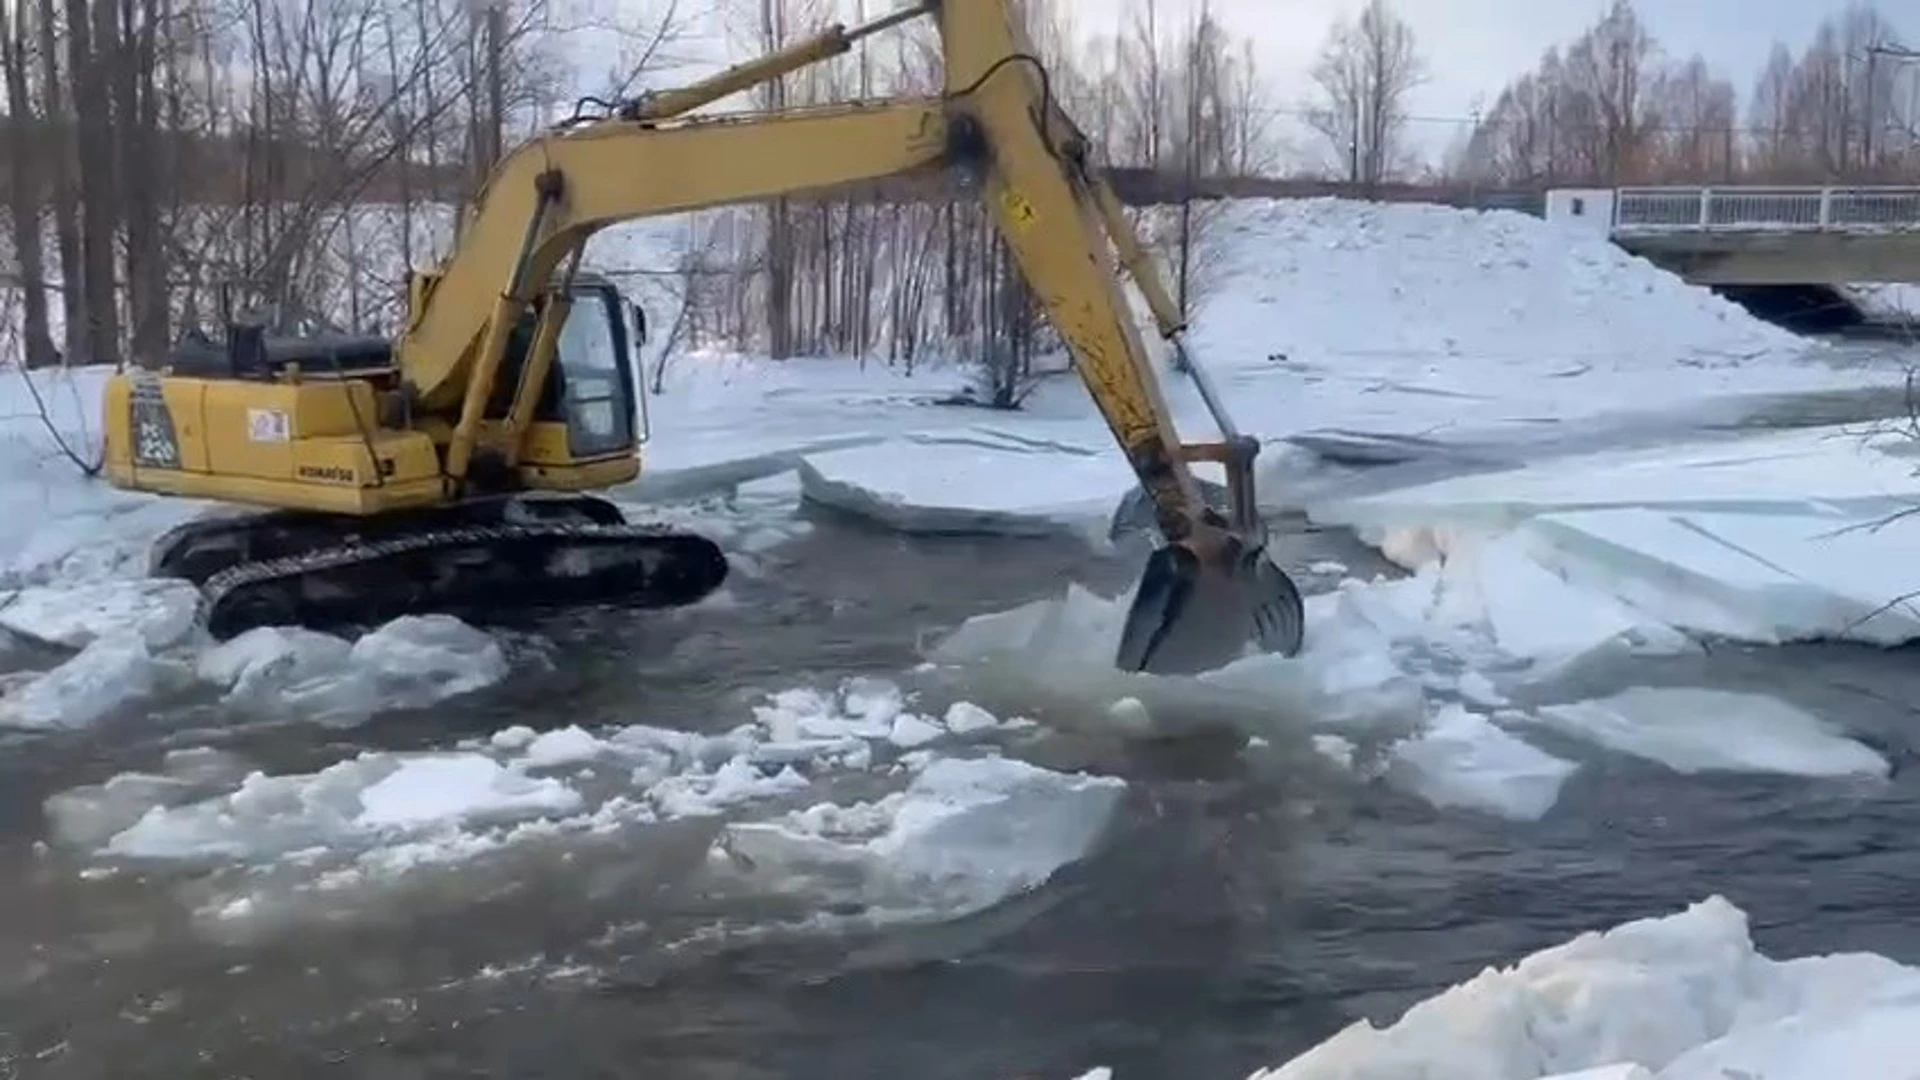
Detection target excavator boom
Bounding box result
[110,0,1304,672]
[401,1,1300,674]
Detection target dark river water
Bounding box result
[7,346,1920,1079]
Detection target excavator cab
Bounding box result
[488,276,645,468]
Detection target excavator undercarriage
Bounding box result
[150,493,728,641]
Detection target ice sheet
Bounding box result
[43,676,1049,928]
[189,616,511,727]
[0,632,186,730]
[1385,704,1577,822]
[1527,688,1888,779]
[921,580,1422,745]
[1311,425,1920,537]
[1241,895,1920,1080]
[796,429,1137,541]
[1524,507,1920,647]
[0,577,200,650]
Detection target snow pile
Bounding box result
[1190,199,1805,373]
[1241,895,1920,1080]
[41,677,1094,928]
[713,755,1126,923]
[1848,283,1920,324]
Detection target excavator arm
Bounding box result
[399,0,1304,674]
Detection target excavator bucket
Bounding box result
[1115,537,1304,676]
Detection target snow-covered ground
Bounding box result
[1848,283,1920,325]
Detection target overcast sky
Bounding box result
[593,0,1913,165]
[1071,0,1897,118]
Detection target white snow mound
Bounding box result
[1245,895,1920,1080]
[1193,199,1804,375]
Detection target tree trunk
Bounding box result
[37,0,83,365]
[120,0,167,363]
[2,3,57,367]
[68,0,122,365]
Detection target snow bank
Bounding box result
[1242,895,1920,1080]
[1848,283,1920,323]
[1189,200,1805,378]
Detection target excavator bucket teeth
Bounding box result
[1116,541,1305,676]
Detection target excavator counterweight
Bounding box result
[101,0,1305,673]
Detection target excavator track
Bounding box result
[188,518,729,641]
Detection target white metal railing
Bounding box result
[1612,186,1920,234]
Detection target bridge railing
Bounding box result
[1613,186,1920,234]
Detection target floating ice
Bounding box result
[796,429,1136,541]
[189,616,511,727]
[349,615,509,709]
[44,675,1041,933]
[923,578,1423,748]
[1527,687,1888,779]
[1307,424,1920,652]
[0,577,200,650]
[715,755,1126,923]
[0,632,183,730]
[1385,704,1577,822]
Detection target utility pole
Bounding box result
[1864,44,1920,176]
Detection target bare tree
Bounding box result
[1304,0,1424,189]
[1,0,59,367]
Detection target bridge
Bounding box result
[1548,186,1920,286]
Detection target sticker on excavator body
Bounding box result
[248,407,291,443]
[129,371,182,469]
[999,189,1038,230]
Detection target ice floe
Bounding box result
[42,675,1113,933]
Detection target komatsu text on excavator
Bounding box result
[101,0,1306,676]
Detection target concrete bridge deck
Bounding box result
[1549,186,1920,285]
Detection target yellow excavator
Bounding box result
[100,0,1304,676]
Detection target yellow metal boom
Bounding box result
[394,0,1304,672]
